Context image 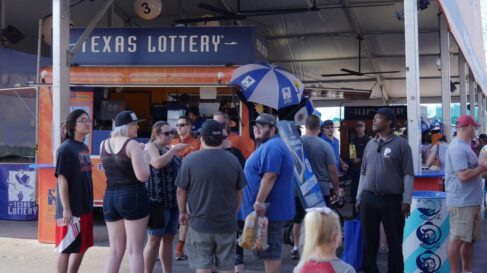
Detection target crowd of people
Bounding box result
[53,107,485,273]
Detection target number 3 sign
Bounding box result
[135,0,162,20]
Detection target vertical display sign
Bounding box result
[277,121,326,208]
[0,164,38,220]
[70,91,94,151]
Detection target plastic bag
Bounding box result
[238,211,269,251]
[238,212,257,249]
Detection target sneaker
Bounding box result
[290,249,300,260]
[175,252,188,261]
[234,254,244,265]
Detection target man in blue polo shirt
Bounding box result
[239,113,295,273]
[321,119,349,173]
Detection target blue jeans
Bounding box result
[103,183,150,221]
[254,221,285,260]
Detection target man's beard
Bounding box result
[256,130,272,144]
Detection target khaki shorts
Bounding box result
[449,206,484,243]
[186,227,236,271]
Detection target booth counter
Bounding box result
[413,170,444,192]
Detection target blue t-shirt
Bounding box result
[239,136,295,221]
[444,138,484,207]
[322,136,340,171]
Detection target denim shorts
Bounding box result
[147,207,179,236]
[254,221,285,260]
[103,183,150,222]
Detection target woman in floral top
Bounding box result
[143,121,187,273]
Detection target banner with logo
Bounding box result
[403,191,450,273]
[277,121,326,208]
[0,164,38,220]
[70,26,255,66]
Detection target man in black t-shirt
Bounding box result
[350,120,370,217]
[54,109,94,273]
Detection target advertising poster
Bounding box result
[0,164,38,220]
[91,157,106,207]
[277,121,326,208]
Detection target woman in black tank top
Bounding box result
[100,110,150,273]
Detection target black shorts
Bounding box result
[293,196,305,223]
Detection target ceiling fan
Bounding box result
[174,0,393,24]
[321,35,400,77]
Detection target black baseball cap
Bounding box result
[253,113,277,127]
[374,107,396,126]
[323,120,334,127]
[199,119,223,137]
[114,110,145,127]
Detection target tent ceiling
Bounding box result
[0,0,474,102]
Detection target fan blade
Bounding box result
[198,3,234,16]
[321,73,353,77]
[361,70,401,75]
[341,68,363,76]
[174,15,245,24]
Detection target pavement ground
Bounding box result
[1,205,486,272]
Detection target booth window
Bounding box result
[0,88,37,163]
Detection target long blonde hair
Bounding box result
[298,209,341,266]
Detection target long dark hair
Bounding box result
[64,109,88,140]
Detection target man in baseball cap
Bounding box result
[446,114,487,273]
[240,112,295,272]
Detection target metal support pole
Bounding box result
[440,14,451,142]
[68,0,114,63]
[0,0,5,30]
[52,0,71,161]
[459,53,467,116]
[469,69,476,118]
[478,91,484,134]
[483,97,487,133]
[36,19,42,83]
[404,0,421,174]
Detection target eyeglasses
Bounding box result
[176,123,187,128]
[160,131,174,136]
[305,207,332,214]
[76,118,91,124]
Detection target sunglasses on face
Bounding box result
[324,126,334,129]
[160,131,174,136]
[176,123,187,128]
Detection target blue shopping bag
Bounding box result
[341,219,363,270]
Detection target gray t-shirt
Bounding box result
[360,135,414,194]
[293,258,356,273]
[176,149,247,233]
[301,135,337,196]
[444,138,483,207]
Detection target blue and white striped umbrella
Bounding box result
[231,63,304,110]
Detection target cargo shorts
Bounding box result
[449,206,483,243]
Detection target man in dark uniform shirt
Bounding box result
[349,120,370,217]
[356,108,414,273]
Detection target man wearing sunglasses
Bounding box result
[355,107,414,273]
[321,120,349,173]
[171,116,200,159]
